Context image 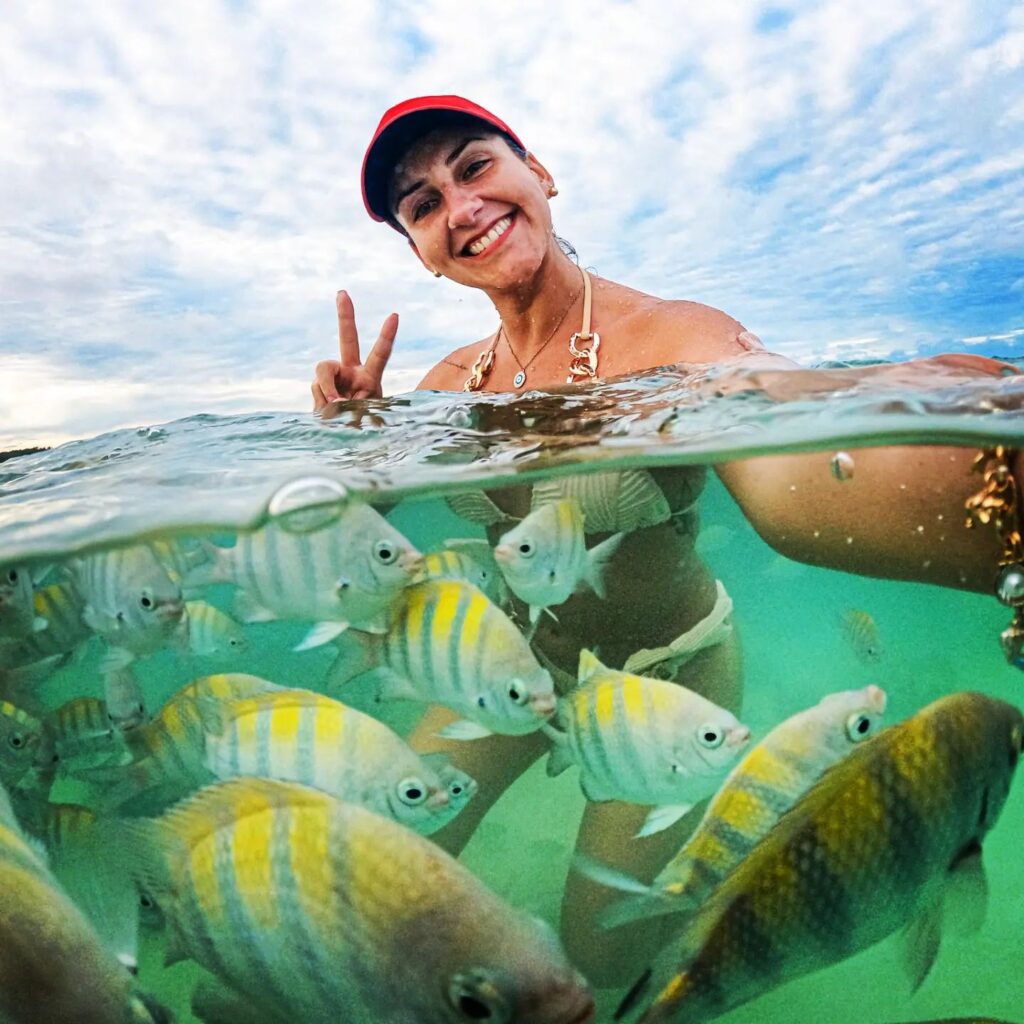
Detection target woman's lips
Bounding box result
[461,212,516,258]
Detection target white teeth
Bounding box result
[467,216,512,256]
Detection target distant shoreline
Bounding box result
[0,447,49,464]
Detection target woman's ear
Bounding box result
[525,151,556,195]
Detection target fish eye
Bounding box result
[507,682,529,705]
[397,777,427,806]
[5,569,17,584]
[139,593,154,610]
[447,971,511,1023]
[449,783,463,797]
[476,696,487,709]
[697,724,724,749]
[139,892,155,910]
[374,541,397,565]
[8,732,25,750]
[845,712,876,742]
[517,541,534,558]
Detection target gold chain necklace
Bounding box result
[463,268,599,391]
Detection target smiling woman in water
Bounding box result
[312,95,1018,984]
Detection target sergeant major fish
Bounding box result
[185,600,247,659]
[590,685,888,927]
[423,539,511,608]
[546,650,750,836]
[494,499,624,626]
[617,692,1024,1024]
[327,578,557,738]
[0,580,91,672]
[0,563,46,640]
[121,777,596,1024]
[185,504,423,651]
[198,687,464,835]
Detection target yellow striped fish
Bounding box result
[494,499,624,625]
[423,539,510,607]
[617,692,1024,1024]
[839,608,882,663]
[74,673,281,811]
[547,650,750,836]
[0,783,166,1024]
[0,563,46,640]
[121,777,595,1024]
[199,688,461,834]
[0,698,45,790]
[44,696,119,772]
[186,504,423,651]
[185,599,247,659]
[596,685,888,927]
[0,580,90,670]
[327,579,557,738]
[530,469,673,533]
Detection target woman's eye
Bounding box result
[463,158,488,179]
[413,197,437,221]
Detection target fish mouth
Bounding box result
[398,550,425,576]
[530,691,558,718]
[726,725,751,748]
[493,543,513,565]
[427,788,451,809]
[156,600,185,623]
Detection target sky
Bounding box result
[1,0,1022,448]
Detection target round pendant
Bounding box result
[513,370,526,388]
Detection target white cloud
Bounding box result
[1,0,1023,447]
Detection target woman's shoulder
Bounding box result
[595,278,768,371]
[415,337,495,391]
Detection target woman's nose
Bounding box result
[446,185,483,228]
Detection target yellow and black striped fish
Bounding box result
[121,777,595,1024]
[0,698,45,790]
[618,692,1023,1024]
[0,580,90,671]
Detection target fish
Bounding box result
[839,608,882,662]
[185,503,423,651]
[546,650,750,835]
[0,580,90,670]
[494,499,625,625]
[591,685,888,926]
[326,579,557,738]
[423,539,511,607]
[530,469,672,533]
[198,687,463,835]
[73,673,282,811]
[43,696,121,772]
[0,781,168,1024]
[434,759,479,820]
[0,698,46,791]
[120,777,595,1024]
[616,692,1024,1024]
[67,543,188,668]
[445,489,518,526]
[0,563,47,640]
[185,600,247,659]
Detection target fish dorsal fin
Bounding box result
[577,648,605,683]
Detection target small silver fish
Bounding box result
[840,608,882,662]
[495,499,624,625]
[185,600,247,659]
[530,469,672,533]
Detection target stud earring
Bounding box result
[429,269,441,278]
[548,185,559,197]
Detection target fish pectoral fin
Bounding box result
[31,616,49,633]
[944,841,988,939]
[545,732,575,777]
[636,803,695,838]
[293,621,349,652]
[373,668,419,702]
[437,719,494,741]
[323,635,379,689]
[99,646,136,675]
[900,891,944,993]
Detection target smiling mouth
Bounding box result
[462,214,515,257]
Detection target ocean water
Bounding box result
[1,359,1023,1024]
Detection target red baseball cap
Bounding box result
[361,95,525,227]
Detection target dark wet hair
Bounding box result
[386,114,577,262]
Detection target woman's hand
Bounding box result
[311,290,398,410]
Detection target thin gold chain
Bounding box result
[502,285,582,386]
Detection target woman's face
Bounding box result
[389,127,556,291]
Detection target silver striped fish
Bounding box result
[199,688,460,835]
[187,504,423,650]
[327,579,557,738]
[530,469,672,533]
[494,499,624,625]
[0,564,45,640]
[186,600,247,659]
[0,699,45,790]
[121,777,595,1024]
[422,539,510,607]
[0,581,90,670]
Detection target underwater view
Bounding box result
[1,360,1023,1024]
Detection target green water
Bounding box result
[19,475,1022,1024]
[3,366,1024,1023]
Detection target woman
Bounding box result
[312,96,1016,985]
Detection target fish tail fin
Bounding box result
[544,724,575,777]
[583,532,626,599]
[324,633,379,689]
[181,542,233,587]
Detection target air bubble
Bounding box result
[267,476,350,534]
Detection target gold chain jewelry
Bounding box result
[965,445,1024,668]
[462,268,595,391]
